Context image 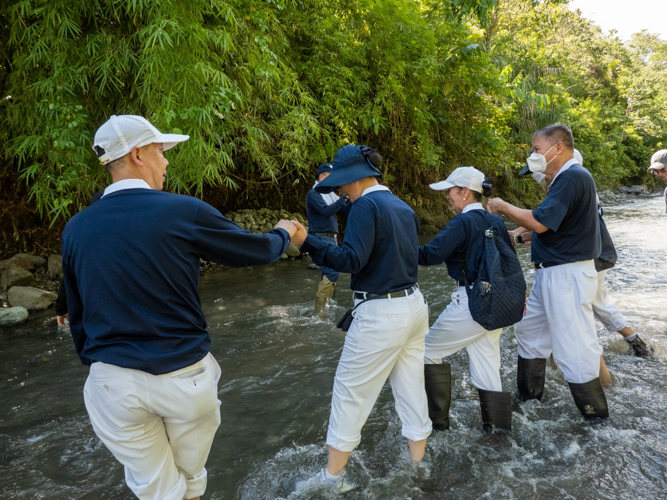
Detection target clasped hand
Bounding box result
[274,219,308,246]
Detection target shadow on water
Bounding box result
[1,196,667,499]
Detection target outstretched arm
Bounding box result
[195,202,293,267]
[487,198,548,234]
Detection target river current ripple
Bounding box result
[1,196,666,499]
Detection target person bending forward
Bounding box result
[300,144,432,491]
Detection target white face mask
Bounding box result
[526,143,558,173]
[532,172,547,184]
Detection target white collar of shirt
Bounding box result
[360,184,390,197]
[101,179,152,198]
[313,180,340,205]
[549,157,578,186]
[462,202,484,214]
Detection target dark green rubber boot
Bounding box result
[517,356,546,402]
[424,363,451,430]
[568,378,609,420]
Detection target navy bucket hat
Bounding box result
[314,145,382,194]
[316,163,333,176]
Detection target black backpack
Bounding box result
[461,212,527,331]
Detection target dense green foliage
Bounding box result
[1,0,666,226]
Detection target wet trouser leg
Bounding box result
[327,290,432,453]
[515,261,607,418]
[593,270,630,332]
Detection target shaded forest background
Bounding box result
[1,0,666,257]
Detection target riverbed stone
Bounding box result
[286,245,301,258]
[280,253,289,260]
[0,306,29,326]
[2,267,35,291]
[627,185,647,195]
[8,286,57,310]
[11,254,47,271]
[48,254,63,279]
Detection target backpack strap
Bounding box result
[459,210,497,286]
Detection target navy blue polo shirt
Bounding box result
[531,164,601,264]
[419,205,515,283]
[302,187,419,294]
[305,188,350,234]
[62,189,290,375]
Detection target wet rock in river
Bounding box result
[0,306,29,326]
[1,267,35,292]
[8,286,57,310]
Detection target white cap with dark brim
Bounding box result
[430,166,484,193]
[93,115,189,165]
[648,149,667,171]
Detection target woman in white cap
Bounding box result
[298,144,432,491]
[419,166,516,432]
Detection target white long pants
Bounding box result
[327,289,432,452]
[84,353,222,500]
[424,287,503,392]
[594,270,630,332]
[515,260,602,384]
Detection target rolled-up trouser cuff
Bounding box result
[162,475,187,500]
[184,468,207,499]
[326,429,361,453]
[401,422,432,442]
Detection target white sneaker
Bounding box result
[295,469,357,494]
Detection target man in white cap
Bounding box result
[487,123,609,420]
[647,149,667,213]
[62,115,305,500]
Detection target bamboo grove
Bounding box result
[1,0,666,235]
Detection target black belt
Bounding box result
[354,286,417,301]
[533,262,565,269]
[309,232,337,238]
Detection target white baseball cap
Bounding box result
[430,166,485,193]
[648,149,667,171]
[93,115,189,165]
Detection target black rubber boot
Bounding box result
[568,378,609,420]
[517,356,546,402]
[424,363,451,430]
[478,389,512,432]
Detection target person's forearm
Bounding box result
[498,203,548,233]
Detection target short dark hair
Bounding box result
[533,123,574,150]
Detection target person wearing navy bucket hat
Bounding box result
[295,144,432,492]
[305,163,351,314]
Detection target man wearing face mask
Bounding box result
[512,150,652,360]
[487,123,608,420]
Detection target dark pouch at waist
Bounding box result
[337,309,354,332]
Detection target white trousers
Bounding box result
[515,260,602,384]
[424,287,503,392]
[84,353,222,500]
[594,270,630,332]
[327,289,432,452]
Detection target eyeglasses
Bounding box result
[651,168,667,177]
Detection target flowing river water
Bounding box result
[1,195,666,499]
